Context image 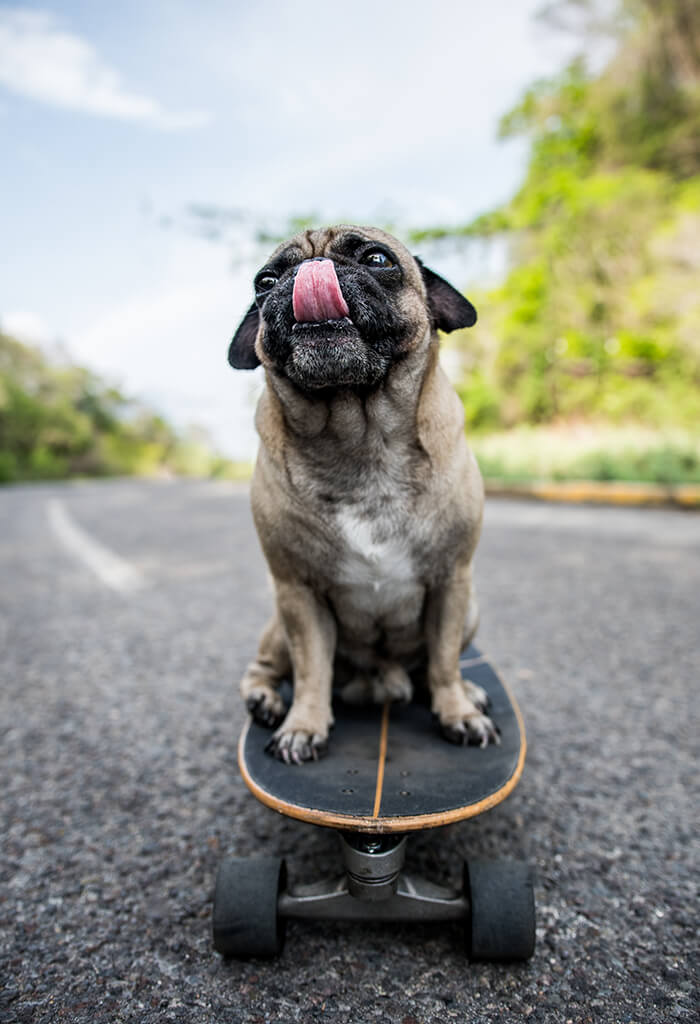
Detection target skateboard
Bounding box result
[212,645,535,961]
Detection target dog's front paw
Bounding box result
[266,706,333,764]
[244,682,286,729]
[266,728,329,764]
[432,679,500,749]
[439,712,500,748]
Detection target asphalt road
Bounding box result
[1,478,698,1024]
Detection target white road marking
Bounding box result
[47,498,145,593]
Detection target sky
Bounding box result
[0,0,582,459]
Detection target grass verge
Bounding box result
[470,424,700,485]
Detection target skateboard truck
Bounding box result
[280,832,467,921]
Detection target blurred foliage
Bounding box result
[0,331,248,484]
[470,423,700,484]
[7,0,698,486]
[433,0,700,447]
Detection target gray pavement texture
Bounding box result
[1,478,698,1024]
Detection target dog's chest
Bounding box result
[332,504,421,615]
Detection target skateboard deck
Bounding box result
[238,645,526,834]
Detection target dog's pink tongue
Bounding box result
[293,259,350,323]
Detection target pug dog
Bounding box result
[229,225,498,764]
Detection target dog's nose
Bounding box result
[293,259,350,323]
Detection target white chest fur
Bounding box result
[334,507,419,612]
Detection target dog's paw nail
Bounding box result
[439,713,499,748]
[467,716,500,748]
[312,737,329,759]
[440,723,467,746]
[247,694,285,729]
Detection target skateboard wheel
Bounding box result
[464,860,536,962]
[212,856,287,958]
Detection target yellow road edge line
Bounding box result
[484,480,700,508]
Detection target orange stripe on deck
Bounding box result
[372,700,391,818]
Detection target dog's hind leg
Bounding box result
[340,663,413,706]
[339,673,373,705]
[240,615,291,728]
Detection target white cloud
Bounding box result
[214,0,581,224]
[70,240,262,459]
[1,309,53,344]
[0,8,210,128]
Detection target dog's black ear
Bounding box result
[228,303,261,369]
[417,261,477,332]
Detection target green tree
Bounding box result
[422,0,700,434]
[0,330,243,483]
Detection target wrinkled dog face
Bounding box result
[229,226,476,391]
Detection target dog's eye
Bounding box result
[255,272,278,294]
[361,249,395,269]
